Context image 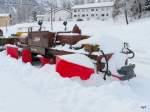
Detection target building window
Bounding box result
[101,8,104,11]
[74,9,77,12]
[101,14,104,17]
[78,15,80,17]
[87,14,88,16]
[74,15,77,17]
[106,13,109,16]
[82,14,85,17]
[91,9,94,11]
[96,14,98,16]
[82,9,85,12]
[96,9,98,11]
[78,9,80,12]
[91,14,94,17]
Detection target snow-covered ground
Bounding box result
[0,19,150,112]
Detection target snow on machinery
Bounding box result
[1,22,136,81]
[100,43,136,80]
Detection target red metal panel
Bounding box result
[39,57,50,65]
[7,47,11,55]
[39,57,55,65]
[22,49,32,63]
[7,46,19,59]
[56,57,94,80]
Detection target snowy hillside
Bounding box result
[0,18,150,112]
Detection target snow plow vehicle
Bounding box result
[0,24,136,81]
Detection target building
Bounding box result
[0,14,11,27]
[54,9,72,21]
[72,1,114,21]
[36,15,48,21]
[39,9,72,21]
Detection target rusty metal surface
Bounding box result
[0,37,18,46]
[20,31,89,48]
[47,48,113,70]
[28,31,55,48]
[15,31,113,72]
[56,35,87,45]
[87,53,113,62]
[48,48,73,56]
[30,46,45,55]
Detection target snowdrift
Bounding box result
[1,19,150,112]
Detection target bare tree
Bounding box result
[112,0,120,19]
[46,0,54,30]
[60,0,72,9]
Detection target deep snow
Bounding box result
[0,19,150,112]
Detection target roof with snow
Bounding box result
[47,8,72,14]
[55,9,72,13]
[72,2,114,9]
[0,14,10,17]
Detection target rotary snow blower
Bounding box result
[100,42,136,81]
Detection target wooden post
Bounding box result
[124,2,129,25]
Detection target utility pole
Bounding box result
[5,20,8,32]
[124,1,129,25]
[50,0,53,31]
[137,0,142,18]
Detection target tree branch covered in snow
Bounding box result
[113,0,147,22]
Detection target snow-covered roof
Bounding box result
[37,15,45,17]
[58,54,95,69]
[0,14,10,17]
[55,9,72,13]
[72,2,114,9]
[47,8,72,14]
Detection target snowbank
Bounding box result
[1,18,150,112]
[0,51,149,112]
[58,54,95,69]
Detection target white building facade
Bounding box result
[38,9,72,21]
[72,2,114,21]
[54,9,72,21]
[36,15,48,21]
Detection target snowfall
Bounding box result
[0,18,150,112]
